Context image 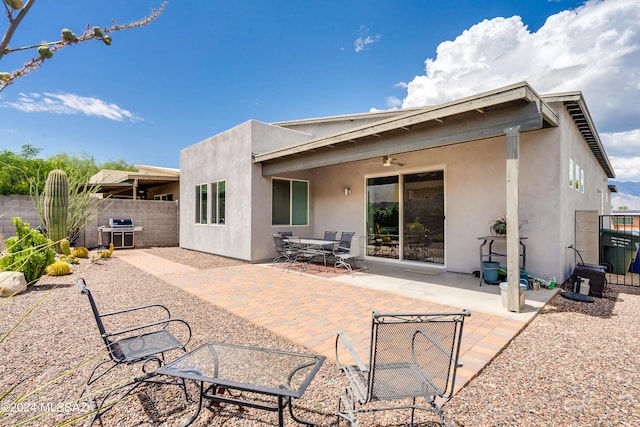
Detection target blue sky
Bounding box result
[2,0,639,181]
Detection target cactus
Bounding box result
[60,238,71,256]
[45,261,71,276]
[43,169,69,253]
[59,255,79,265]
[99,243,115,259]
[70,246,89,258]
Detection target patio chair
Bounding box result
[287,236,321,274]
[334,235,367,275]
[322,230,338,251]
[335,310,471,427]
[337,232,355,253]
[272,233,296,270]
[78,278,191,423]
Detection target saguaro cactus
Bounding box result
[44,169,69,253]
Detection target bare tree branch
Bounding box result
[0,0,37,62]
[0,1,166,93]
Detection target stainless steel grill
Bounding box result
[98,218,139,249]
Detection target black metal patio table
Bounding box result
[156,342,326,426]
[285,237,340,271]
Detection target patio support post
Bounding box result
[505,126,521,312]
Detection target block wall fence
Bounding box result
[0,195,179,249]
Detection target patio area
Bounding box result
[116,249,558,394]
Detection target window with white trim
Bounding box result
[195,184,207,224]
[272,178,308,226]
[569,158,574,188]
[210,180,226,224]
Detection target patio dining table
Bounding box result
[156,342,325,426]
[284,238,340,271]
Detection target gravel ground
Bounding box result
[1,247,639,426]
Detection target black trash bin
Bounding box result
[601,229,640,274]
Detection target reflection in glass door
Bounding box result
[403,171,444,264]
[366,171,444,264]
[366,176,400,260]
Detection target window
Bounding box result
[613,216,633,226]
[580,169,585,193]
[575,162,580,190]
[195,184,207,224]
[272,178,308,226]
[210,180,226,224]
[569,158,574,188]
[154,193,173,201]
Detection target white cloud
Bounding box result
[2,92,141,122]
[385,96,402,108]
[399,0,640,180]
[603,129,640,180]
[354,26,382,52]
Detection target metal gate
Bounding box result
[599,214,640,286]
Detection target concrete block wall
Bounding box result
[0,195,178,249]
[0,196,42,240]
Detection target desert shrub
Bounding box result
[0,217,56,284]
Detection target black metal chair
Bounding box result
[337,232,355,252]
[272,233,296,270]
[78,278,192,423]
[286,236,322,274]
[334,235,367,276]
[335,310,471,426]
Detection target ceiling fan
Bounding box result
[382,155,405,167]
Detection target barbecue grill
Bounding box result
[97,218,141,249]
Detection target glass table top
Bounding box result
[156,342,325,398]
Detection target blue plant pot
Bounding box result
[482,261,500,284]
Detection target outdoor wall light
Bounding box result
[344,187,351,196]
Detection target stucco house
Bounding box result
[180,81,615,283]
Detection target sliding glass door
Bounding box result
[366,176,400,260]
[366,171,444,264]
[403,171,444,264]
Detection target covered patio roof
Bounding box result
[253,81,614,179]
[254,82,557,175]
[89,164,179,199]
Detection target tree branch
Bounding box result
[0,0,37,62]
[0,1,166,92]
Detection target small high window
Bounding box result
[210,180,226,224]
[195,184,207,224]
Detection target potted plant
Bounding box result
[490,216,528,236]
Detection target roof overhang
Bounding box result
[254,82,558,176]
[542,92,615,179]
[88,170,180,197]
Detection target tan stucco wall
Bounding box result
[179,103,612,283]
